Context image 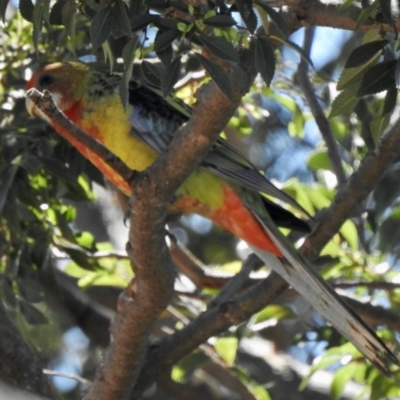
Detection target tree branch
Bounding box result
[131,112,400,396]
[266,0,400,33]
[297,26,346,185]
[27,45,257,399]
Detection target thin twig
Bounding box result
[208,254,263,308]
[297,27,346,185]
[131,109,400,397]
[42,370,90,385]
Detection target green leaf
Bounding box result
[64,261,90,279]
[153,17,178,30]
[161,56,181,98]
[156,44,173,66]
[254,37,275,86]
[203,14,236,27]
[120,38,138,108]
[75,231,96,250]
[215,337,238,366]
[49,0,66,24]
[371,113,390,140]
[19,300,48,325]
[198,34,239,62]
[273,37,313,68]
[336,0,357,14]
[154,28,180,52]
[330,363,359,400]
[21,155,41,174]
[382,85,398,116]
[90,6,113,50]
[0,0,9,21]
[19,0,34,22]
[308,150,332,171]
[113,0,132,36]
[379,0,393,24]
[329,84,360,118]
[83,0,99,12]
[355,0,379,31]
[171,1,188,12]
[131,13,159,31]
[340,220,358,250]
[344,40,388,68]
[39,156,76,182]
[141,60,161,86]
[61,0,77,54]
[195,54,233,101]
[2,279,16,308]
[357,60,397,97]
[235,0,257,32]
[33,0,44,51]
[43,0,50,22]
[254,1,288,38]
[253,305,292,324]
[0,166,17,213]
[145,0,170,9]
[18,280,43,303]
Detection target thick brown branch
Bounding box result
[266,0,400,33]
[27,46,257,399]
[131,114,400,396]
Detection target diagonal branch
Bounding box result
[297,27,346,185]
[27,45,257,400]
[130,113,400,397]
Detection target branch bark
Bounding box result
[26,45,257,399]
[130,112,400,397]
[266,0,400,33]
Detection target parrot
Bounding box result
[26,61,397,374]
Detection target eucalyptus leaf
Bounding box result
[154,28,180,52]
[196,53,233,100]
[355,0,379,30]
[120,38,138,108]
[19,300,48,325]
[357,60,397,97]
[19,0,34,22]
[329,85,360,118]
[255,37,275,86]
[61,0,77,53]
[114,0,132,36]
[0,0,9,21]
[235,0,257,32]
[90,6,113,50]
[131,13,159,32]
[254,1,288,38]
[161,56,181,98]
[198,34,239,62]
[203,14,236,27]
[382,86,397,116]
[0,166,17,213]
[49,0,66,24]
[345,40,388,69]
[141,60,161,86]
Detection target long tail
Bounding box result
[249,211,398,376]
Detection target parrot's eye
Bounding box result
[38,74,55,88]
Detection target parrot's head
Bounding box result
[26,62,90,120]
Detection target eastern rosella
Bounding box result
[26,61,397,374]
